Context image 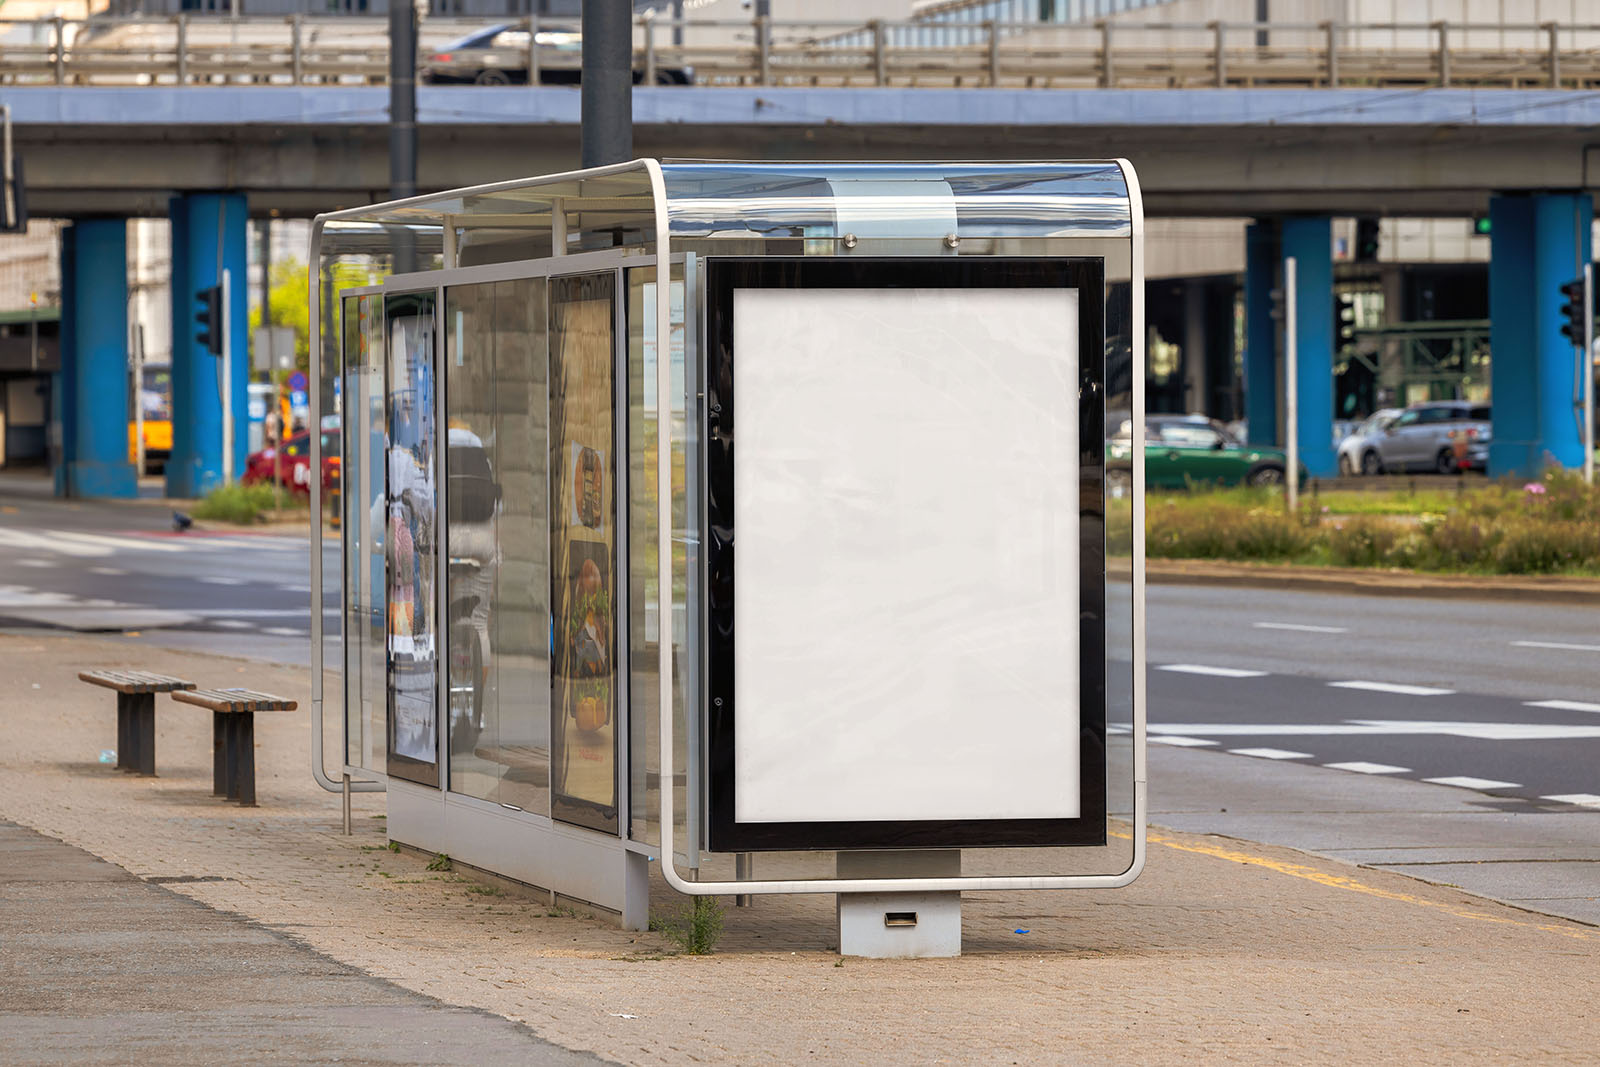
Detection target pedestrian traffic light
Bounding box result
[1559,277,1586,347]
[194,285,222,356]
[1355,218,1380,262]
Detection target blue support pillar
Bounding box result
[167,192,249,498]
[52,226,77,497]
[1282,217,1337,478]
[1488,193,1592,478]
[1243,221,1278,447]
[61,220,137,499]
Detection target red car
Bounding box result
[244,429,340,493]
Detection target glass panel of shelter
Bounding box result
[342,291,387,777]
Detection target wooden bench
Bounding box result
[78,670,197,777]
[169,688,298,806]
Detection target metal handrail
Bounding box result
[3,15,1600,89]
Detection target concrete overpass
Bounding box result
[9,86,1600,217]
[12,83,1599,494]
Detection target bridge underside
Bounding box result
[12,87,1600,218]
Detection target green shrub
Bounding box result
[189,482,302,524]
[651,895,724,955]
[1325,517,1401,568]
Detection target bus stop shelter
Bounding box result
[310,159,1147,957]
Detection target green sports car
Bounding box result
[1106,415,1304,492]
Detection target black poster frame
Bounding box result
[704,256,1107,853]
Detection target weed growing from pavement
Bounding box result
[651,896,725,956]
[426,853,453,872]
[190,482,308,524]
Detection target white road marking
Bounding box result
[88,566,126,576]
[262,626,306,636]
[1324,761,1410,775]
[1149,720,1600,741]
[211,620,254,630]
[198,576,246,586]
[1511,639,1600,653]
[1150,736,1217,747]
[16,559,53,568]
[191,608,334,618]
[50,530,185,554]
[0,527,105,557]
[1253,622,1349,634]
[1158,664,1269,679]
[1524,699,1600,714]
[1542,794,1600,809]
[1229,747,1312,760]
[1329,680,1455,696]
[1423,776,1521,791]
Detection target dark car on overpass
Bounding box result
[420,22,694,86]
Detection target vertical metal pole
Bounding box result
[1547,22,1560,88]
[1436,21,1450,87]
[1285,256,1299,512]
[528,14,541,87]
[755,14,770,87]
[735,853,752,907]
[1324,21,1338,87]
[1585,262,1594,487]
[871,19,887,86]
[342,773,352,834]
[291,14,304,85]
[985,20,999,86]
[53,16,65,85]
[643,15,657,86]
[390,0,417,272]
[175,14,187,85]
[1099,21,1114,88]
[580,0,632,168]
[134,322,145,478]
[1211,21,1225,87]
[222,267,234,484]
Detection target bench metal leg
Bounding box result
[213,711,227,796]
[133,692,156,777]
[224,716,240,801]
[116,692,132,772]
[235,714,256,807]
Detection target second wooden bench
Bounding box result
[170,688,298,806]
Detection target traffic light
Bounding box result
[1335,292,1357,347]
[1559,277,1585,347]
[194,285,222,356]
[1355,217,1380,262]
[1472,215,1492,237]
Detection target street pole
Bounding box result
[1585,261,1594,487]
[133,323,145,479]
[1285,255,1299,512]
[581,0,633,168]
[222,267,234,485]
[390,0,418,273]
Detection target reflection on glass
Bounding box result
[445,278,551,813]
[386,292,439,786]
[343,293,386,774]
[627,267,690,852]
[550,273,619,832]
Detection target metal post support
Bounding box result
[581,0,632,168]
[175,15,187,85]
[643,17,657,86]
[1435,22,1450,87]
[135,692,156,777]
[213,711,226,795]
[755,15,770,86]
[290,14,303,85]
[342,774,352,834]
[528,15,541,87]
[735,853,753,907]
[1324,21,1339,87]
[53,16,65,85]
[236,715,256,806]
[985,21,999,86]
[1100,21,1114,88]
[871,19,887,86]
[1285,255,1299,513]
[1546,23,1560,88]
[389,0,417,272]
[1211,22,1225,87]
[117,692,132,771]
[1585,262,1594,486]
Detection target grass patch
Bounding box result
[426,852,453,872]
[189,482,307,524]
[1125,470,1600,576]
[651,896,725,956]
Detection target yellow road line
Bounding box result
[1111,829,1595,942]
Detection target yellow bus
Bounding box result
[128,364,172,473]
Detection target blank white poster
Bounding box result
[733,286,1080,825]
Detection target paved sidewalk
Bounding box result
[0,821,605,1066]
[2,632,1598,1064]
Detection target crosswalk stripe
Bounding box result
[1324,761,1410,775]
[1151,736,1217,747]
[1158,664,1269,678]
[1329,680,1455,697]
[1423,775,1521,790]
[1542,794,1600,809]
[1229,748,1312,760]
[49,530,185,553]
[1524,699,1600,714]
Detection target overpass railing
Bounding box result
[3,16,1599,90]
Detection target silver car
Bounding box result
[1346,401,1491,475]
[1336,408,1401,475]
